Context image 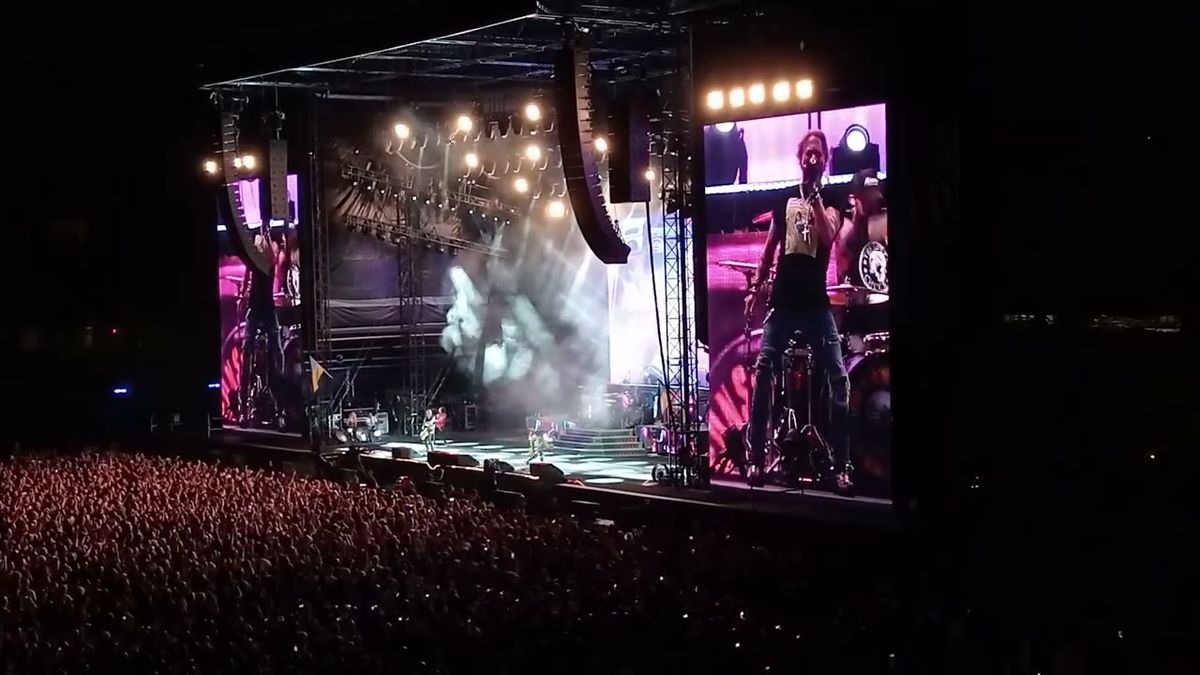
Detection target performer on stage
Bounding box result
[420,408,436,453]
[835,169,888,285]
[744,129,853,492]
[239,233,283,426]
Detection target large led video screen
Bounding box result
[704,103,891,499]
[217,175,304,432]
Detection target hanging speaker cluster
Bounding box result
[554,42,629,264]
[218,112,273,276]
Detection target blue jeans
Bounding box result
[748,306,850,468]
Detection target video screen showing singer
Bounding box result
[744,129,853,493]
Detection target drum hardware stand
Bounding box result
[766,341,835,493]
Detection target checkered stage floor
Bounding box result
[361,439,661,486]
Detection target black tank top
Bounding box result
[769,195,830,311]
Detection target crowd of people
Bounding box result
[0,450,1154,673]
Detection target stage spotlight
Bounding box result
[514,176,529,193]
[524,102,542,122]
[796,78,814,100]
[465,152,480,168]
[729,87,745,108]
[233,156,244,169]
[714,121,736,133]
[547,200,566,218]
[241,154,257,170]
[644,168,656,182]
[844,124,869,152]
[203,159,219,175]
[524,144,542,161]
[706,90,724,110]
[394,122,411,139]
[748,83,765,104]
[456,114,474,133]
[594,136,608,153]
[772,80,790,102]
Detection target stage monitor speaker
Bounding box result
[391,446,417,460]
[427,451,480,468]
[268,139,289,221]
[554,43,630,264]
[607,93,651,204]
[529,462,567,484]
[218,113,273,276]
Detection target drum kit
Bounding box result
[716,259,892,491]
[220,275,304,431]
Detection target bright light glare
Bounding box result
[714,122,735,133]
[233,156,243,169]
[594,136,608,153]
[203,160,218,175]
[456,115,474,133]
[524,103,541,122]
[465,152,480,168]
[241,155,257,170]
[772,81,790,102]
[748,83,765,104]
[644,168,656,182]
[796,78,814,99]
[706,90,724,110]
[729,87,745,108]
[524,144,542,161]
[547,200,566,218]
[845,127,869,152]
[394,123,411,139]
[513,177,529,193]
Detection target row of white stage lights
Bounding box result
[705,78,814,112]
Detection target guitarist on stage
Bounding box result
[420,408,437,453]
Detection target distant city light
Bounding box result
[208,382,221,390]
[112,387,130,396]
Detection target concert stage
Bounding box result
[211,428,893,529]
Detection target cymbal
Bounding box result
[826,284,890,305]
[716,259,757,272]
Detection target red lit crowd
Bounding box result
[0,451,1110,674]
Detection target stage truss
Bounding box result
[205,3,712,473]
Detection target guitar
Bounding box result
[419,419,436,442]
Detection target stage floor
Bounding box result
[210,428,893,526]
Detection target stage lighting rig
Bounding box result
[831,123,880,175]
[524,144,542,162]
[547,200,566,218]
[706,90,724,110]
[456,114,474,133]
[796,78,814,99]
[394,122,411,139]
[513,177,530,193]
[772,81,790,102]
[203,159,219,175]
[748,83,766,104]
[465,152,480,169]
[644,168,656,182]
[594,136,608,154]
[524,102,542,122]
[728,87,745,108]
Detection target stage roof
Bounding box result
[202,4,709,97]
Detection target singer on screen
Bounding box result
[743,129,853,493]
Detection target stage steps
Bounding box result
[555,427,647,457]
